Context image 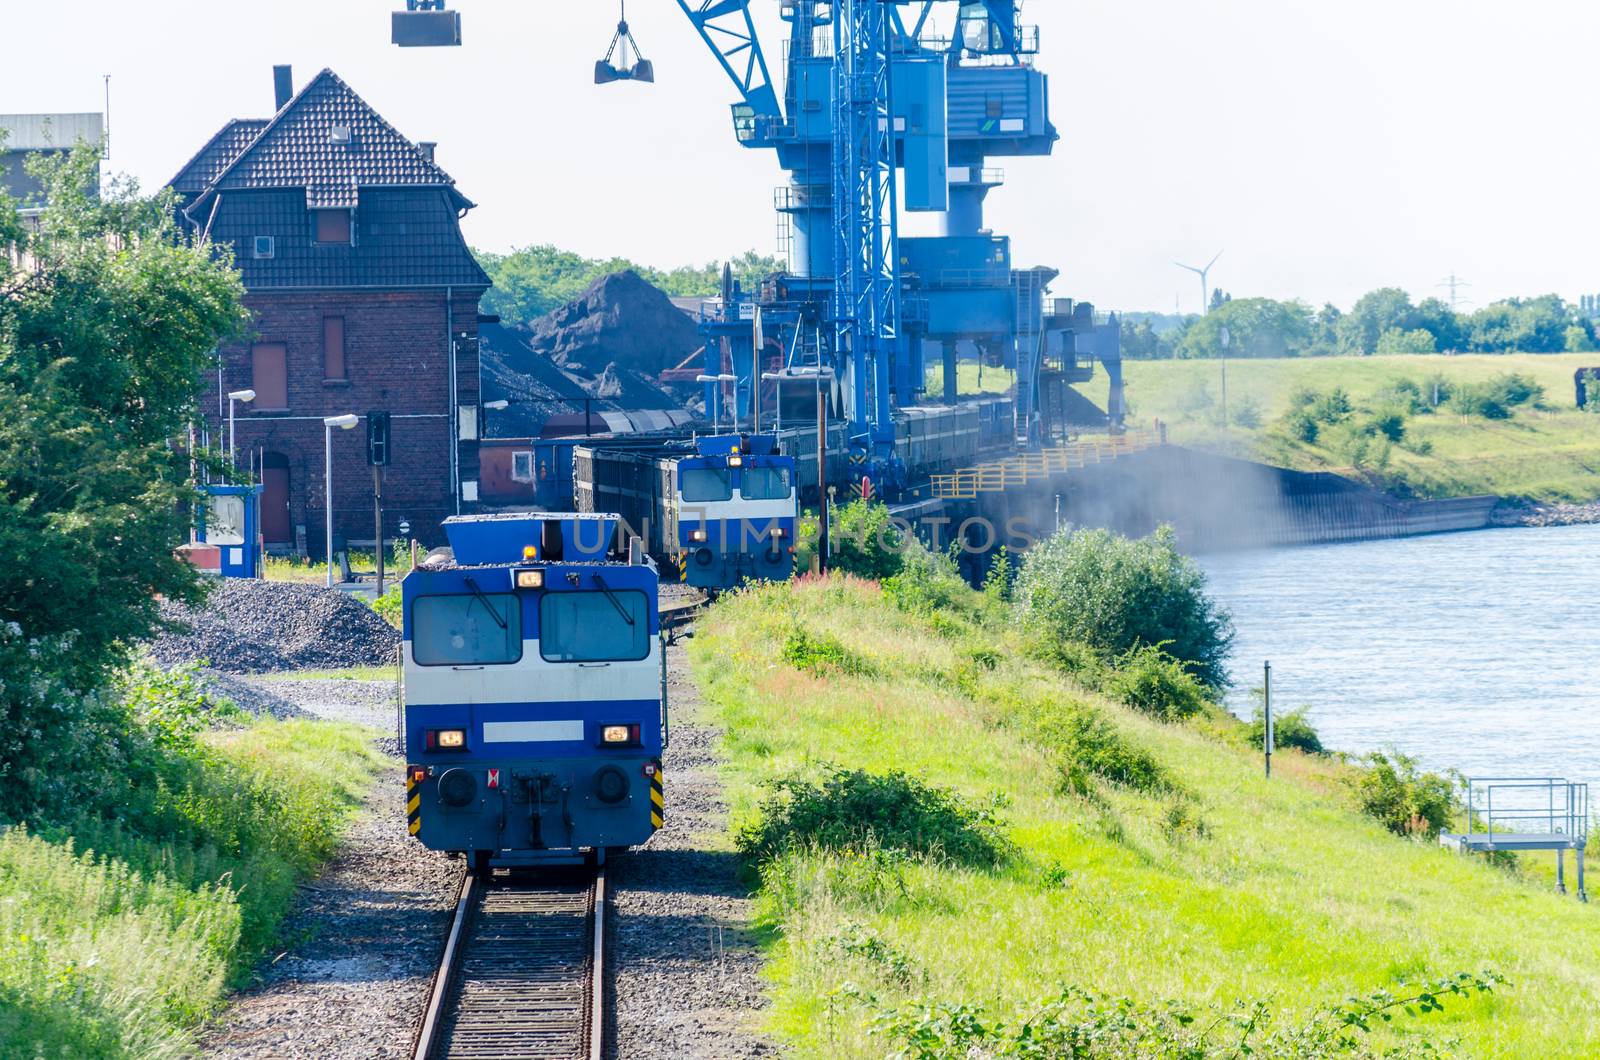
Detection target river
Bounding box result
[1199,522,1600,788]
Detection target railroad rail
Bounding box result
[659,591,707,639]
[413,866,606,1060]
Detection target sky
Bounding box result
[7,1,1598,315]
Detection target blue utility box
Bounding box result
[198,484,264,578]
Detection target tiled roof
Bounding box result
[171,68,487,291]
[211,186,489,289]
[196,69,467,211]
[168,119,268,195]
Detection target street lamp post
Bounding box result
[695,373,737,433]
[323,414,359,587]
[226,389,256,479]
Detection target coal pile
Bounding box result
[151,581,400,674]
[526,270,701,380]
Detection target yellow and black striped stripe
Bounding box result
[406,772,422,836]
[649,763,664,830]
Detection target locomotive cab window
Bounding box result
[540,590,650,662]
[413,592,522,666]
[679,466,732,502]
[740,465,791,500]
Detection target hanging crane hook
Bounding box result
[595,0,654,84]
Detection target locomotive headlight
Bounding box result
[435,729,467,749]
[689,529,707,542]
[771,527,786,539]
[728,456,743,467]
[515,568,544,589]
[601,724,631,744]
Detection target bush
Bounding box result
[1281,407,1319,443]
[1350,750,1455,839]
[1448,382,1507,419]
[1248,705,1324,754]
[737,769,1011,869]
[829,500,907,581]
[883,540,971,617]
[1045,705,1170,796]
[1014,526,1234,689]
[372,583,402,628]
[1099,644,1210,722]
[1230,397,1263,429]
[781,628,876,677]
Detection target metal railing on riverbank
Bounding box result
[1441,777,1588,900]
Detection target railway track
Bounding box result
[413,866,606,1060]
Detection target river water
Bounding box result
[1199,523,1600,787]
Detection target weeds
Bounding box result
[781,628,876,677]
[869,972,1505,1060]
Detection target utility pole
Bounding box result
[367,411,392,595]
[1263,660,1274,778]
[1438,273,1471,311]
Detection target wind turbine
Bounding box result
[1175,251,1223,314]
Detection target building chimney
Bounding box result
[272,65,294,111]
[418,141,437,163]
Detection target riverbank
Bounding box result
[693,574,1599,1058]
[1122,353,1600,504]
[1491,499,1600,526]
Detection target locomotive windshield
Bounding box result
[680,467,732,502]
[412,592,523,665]
[740,465,791,500]
[540,590,651,662]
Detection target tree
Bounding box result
[1208,287,1232,312]
[1376,327,1437,354]
[1176,297,1314,359]
[1411,297,1461,352]
[1337,288,1415,356]
[476,243,783,327]
[0,148,247,815]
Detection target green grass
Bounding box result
[692,576,1600,1058]
[258,664,400,682]
[924,360,1016,397]
[1123,353,1600,502]
[0,714,382,1057]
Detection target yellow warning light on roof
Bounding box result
[523,545,538,560]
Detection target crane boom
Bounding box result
[674,0,782,119]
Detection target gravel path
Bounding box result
[201,641,773,1059]
[199,680,457,1059]
[606,640,776,1059]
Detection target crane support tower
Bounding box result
[675,1,1123,492]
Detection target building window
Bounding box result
[511,451,534,482]
[314,209,351,244]
[323,316,346,380]
[251,342,288,409]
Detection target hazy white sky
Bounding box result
[7,1,1597,314]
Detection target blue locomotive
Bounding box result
[575,434,798,590]
[402,512,665,871]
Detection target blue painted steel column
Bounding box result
[831,0,901,460]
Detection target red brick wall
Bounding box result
[203,287,485,554]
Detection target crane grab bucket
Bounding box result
[595,4,653,84]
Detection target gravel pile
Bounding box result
[151,581,400,674]
[196,669,312,721]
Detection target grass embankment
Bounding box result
[1124,353,1600,502]
[0,667,382,1058]
[693,577,1600,1058]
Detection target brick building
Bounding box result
[171,66,489,555]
